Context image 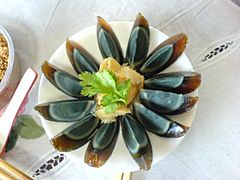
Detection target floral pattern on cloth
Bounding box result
[33,153,68,178]
[201,41,234,62]
[24,150,70,179]
[191,35,240,70]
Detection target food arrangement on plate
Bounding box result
[35,13,201,171]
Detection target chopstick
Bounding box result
[116,172,132,180]
[0,159,33,180]
[0,168,14,180]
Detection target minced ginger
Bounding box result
[95,57,144,123]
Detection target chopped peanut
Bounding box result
[0,35,9,81]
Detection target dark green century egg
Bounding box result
[35,13,201,170]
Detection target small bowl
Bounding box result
[0,25,20,110]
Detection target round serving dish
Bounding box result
[0,25,20,110]
[38,21,197,173]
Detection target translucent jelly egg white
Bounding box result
[38,21,197,173]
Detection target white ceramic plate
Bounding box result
[38,21,197,173]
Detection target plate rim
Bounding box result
[37,21,198,173]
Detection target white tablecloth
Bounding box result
[1,0,240,179]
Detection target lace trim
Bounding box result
[25,150,70,179]
[191,35,240,70]
[200,41,234,62]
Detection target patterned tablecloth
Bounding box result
[0,0,240,179]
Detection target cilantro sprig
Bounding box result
[79,70,131,113]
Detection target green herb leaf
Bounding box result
[15,115,45,139]
[117,79,131,101]
[79,70,117,96]
[79,70,131,113]
[103,103,118,114]
[5,129,18,152]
